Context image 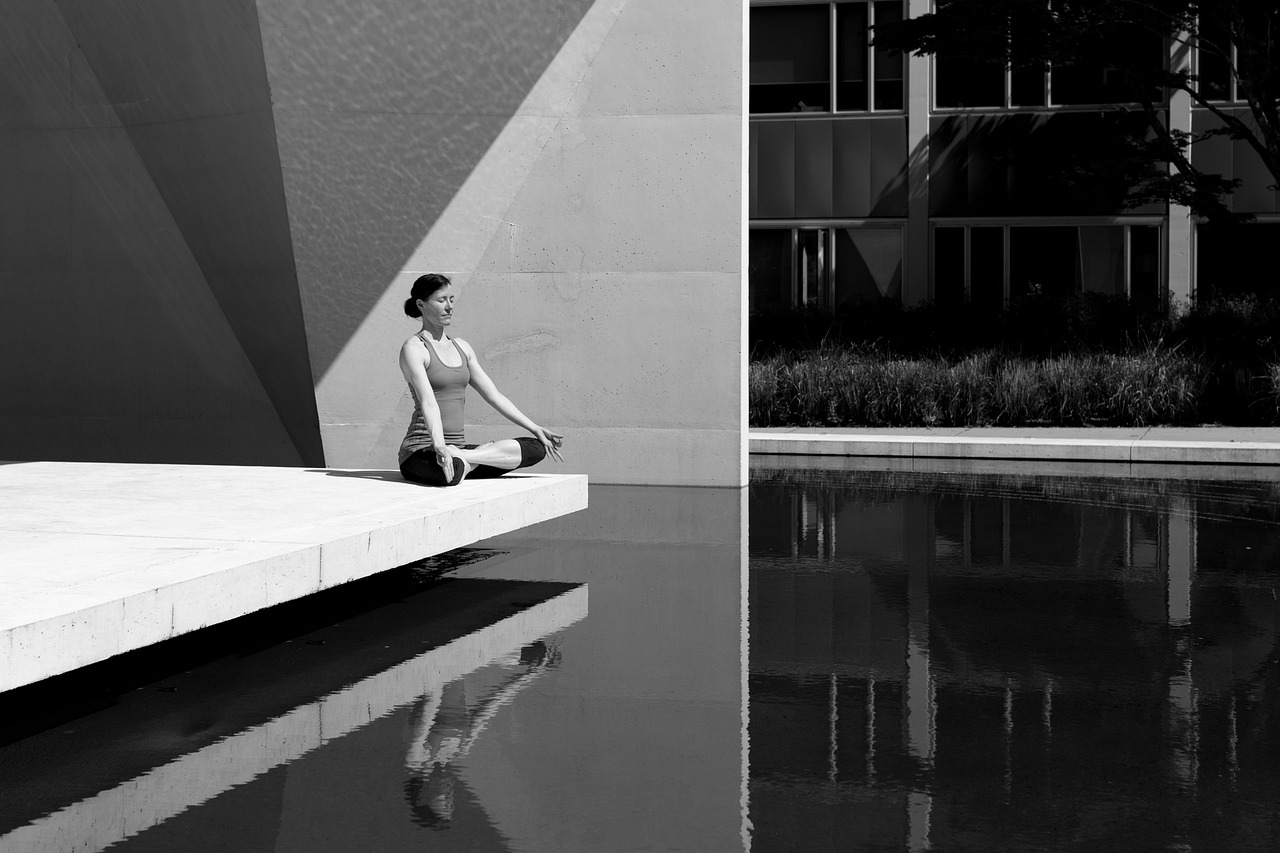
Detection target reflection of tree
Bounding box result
[403,641,560,830]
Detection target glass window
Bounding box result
[750,4,831,113]
[936,15,1163,108]
[749,230,794,312]
[1010,226,1078,299]
[1078,226,1125,296]
[750,2,905,114]
[872,1,905,110]
[936,53,1005,108]
[836,3,869,111]
[1130,225,1160,304]
[1197,14,1232,100]
[970,227,1004,310]
[1196,223,1280,301]
[933,226,966,305]
[1011,66,1047,107]
[797,229,828,306]
[833,227,903,309]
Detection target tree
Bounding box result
[874,0,1280,226]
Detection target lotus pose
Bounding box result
[398,273,563,486]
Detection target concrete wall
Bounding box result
[1,0,322,465]
[2,0,744,486]
[257,0,743,486]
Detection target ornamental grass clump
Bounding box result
[748,346,1208,427]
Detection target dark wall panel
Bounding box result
[795,120,833,218]
[931,112,1163,217]
[756,121,797,218]
[1192,110,1234,212]
[868,117,907,216]
[1234,133,1276,214]
[54,0,323,465]
[928,116,968,216]
[965,116,1008,215]
[750,122,760,218]
[0,0,302,464]
[833,119,871,217]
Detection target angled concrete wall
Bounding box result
[258,0,744,486]
[2,0,743,485]
[1,0,323,466]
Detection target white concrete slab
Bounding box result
[0,462,587,692]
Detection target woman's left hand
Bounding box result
[532,426,565,462]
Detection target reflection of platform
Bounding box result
[0,462,587,692]
[0,580,588,853]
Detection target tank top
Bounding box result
[398,334,470,465]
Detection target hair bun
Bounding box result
[403,296,421,318]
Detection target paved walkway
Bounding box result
[750,426,1280,466]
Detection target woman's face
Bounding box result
[417,285,456,327]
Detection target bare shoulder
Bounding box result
[454,337,478,359]
[399,334,430,363]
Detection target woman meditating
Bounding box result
[398,273,563,486]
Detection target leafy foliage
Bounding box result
[874,0,1280,224]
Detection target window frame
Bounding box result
[750,219,909,310]
[749,0,907,117]
[1193,14,1240,103]
[929,217,1167,305]
[929,5,1169,113]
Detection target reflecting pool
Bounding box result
[751,461,1280,852]
[2,469,1280,852]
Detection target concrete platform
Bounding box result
[750,426,1280,466]
[0,462,587,692]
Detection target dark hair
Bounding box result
[403,273,452,318]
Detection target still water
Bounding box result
[1,470,1279,851]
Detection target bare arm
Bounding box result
[398,338,458,478]
[456,339,563,461]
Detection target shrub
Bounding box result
[749,346,1209,428]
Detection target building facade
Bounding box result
[749,0,1280,316]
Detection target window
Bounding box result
[1196,14,1235,101]
[1196,222,1280,301]
[935,12,1165,110]
[749,226,905,312]
[933,223,1162,306]
[750,2,905,115]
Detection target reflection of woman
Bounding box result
[403,641,559,829]
[398,273,564,486]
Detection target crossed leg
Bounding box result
[401,437,546,486]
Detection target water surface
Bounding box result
[2,472,1280,851]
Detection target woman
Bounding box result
[398,273,563,486]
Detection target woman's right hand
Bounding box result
[434,444,454,481]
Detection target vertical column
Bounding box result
[904,0,933,305]
[1166,497,1195,628]
[903,496,935,851]
[1167,38,1194,309]
[1166,496,1198,795]
[903,495,936,762]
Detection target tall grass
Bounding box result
[750,346,1210,428]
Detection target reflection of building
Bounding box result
[748,475,1280,849]
[749,2,1278,314]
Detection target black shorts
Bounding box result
[399,437,547,487]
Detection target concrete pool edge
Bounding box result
[0,462,588,692]
[749,427,1280,467]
